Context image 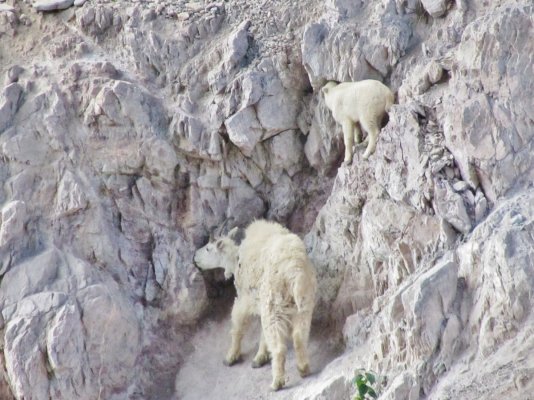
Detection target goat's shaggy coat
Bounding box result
[194,220,317,390]
[322,79,394,162]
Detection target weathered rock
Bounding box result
[5,65,24,85]
[421,0,449,18]
[433,177,473,234]
[33,0,75,12]
[224,106,263,156]
[444,4,534,203]
[0,83,23,134]
[326,0,364,19]
[54,171,88,216]
[302,11,412,87]
[0,201,27,247]
[0,5,16,14]
[2,0,534,399]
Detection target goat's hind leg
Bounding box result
[262,313,289,391]
[360,117,380,159]
[292,309,313,377]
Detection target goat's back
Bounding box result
[237,220,316,314]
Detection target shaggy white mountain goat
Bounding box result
[194,220,317,391]
[322,79,395,162]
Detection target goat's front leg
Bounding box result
[342,119,355,165]
[361,118,379,160]
[224,298,249,366]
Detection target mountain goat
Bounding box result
[322,79,395,162]
[194,220,317,391]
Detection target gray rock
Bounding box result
[55,171,88,216]
[225,20,250,68]
[326,0,364,19]
[302,13,411,87]
[444,5,534,203]
[433,178,472,234]
[0,83,22,134]
[5,65,23,85]
[33,0,75,12]
[0,201,26,247]
[0,5,16,13]
[2,1,534,399]
[256,92,298,138]
[421,0,449,18]
[224,106,263,157]
[426,60,444,84]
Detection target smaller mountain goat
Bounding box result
[194,220,317,391]
[322,79,395,162]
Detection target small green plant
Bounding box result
[353,370,378,400]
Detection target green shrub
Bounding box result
[353,370,378,400]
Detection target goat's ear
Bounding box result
[216,240,225,250]
[227,227,240,242]
[321,86,329,95]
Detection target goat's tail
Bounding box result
[385,90,395,113]
[292,267,317,314]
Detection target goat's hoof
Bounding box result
[271,377,286,391]
[251,355,270,368]
[298,364,311,378]
[223,355,241,366]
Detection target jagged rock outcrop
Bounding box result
[0,0,532,399]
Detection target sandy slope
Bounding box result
[175,295,343,400]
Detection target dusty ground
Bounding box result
[175,291,343,400]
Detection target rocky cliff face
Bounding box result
[0,0,532,399]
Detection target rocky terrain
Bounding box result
[0,0,532,399]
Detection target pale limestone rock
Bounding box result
[421,0,449,18]
[1,130,51,165]
[33,0,74,12]
[0,201,26,246]
[2,1,534,399]
[224,106,263,157]
[268,130,303,178]
[326,0,364,19]
[5,65,23,85]
[381,372,419,400]
[458,191,534,354]
[433,178,473,234]
[256,92,298,138]
[141,137,179,183]
[302,12,412,87]
[87,80,167,139]
[0,83,22,133]
[225,20,250,68]
[444,5,534,203]
[0,5,16,13]
[360,199,447,297]
[0,6,18,37]
[426,60,444,84]
[55,171,88,216]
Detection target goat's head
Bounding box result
[193,227,240,279]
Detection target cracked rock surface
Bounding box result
[0,0,533,399]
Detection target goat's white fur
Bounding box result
[194,220,317,390]
[322,79,394,162]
